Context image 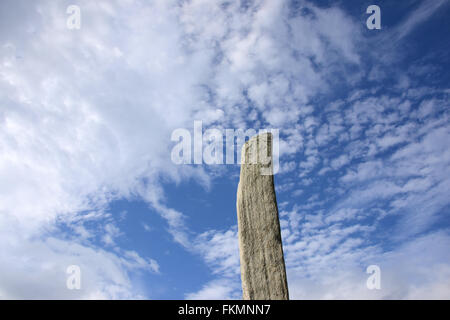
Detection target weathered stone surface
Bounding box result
[236,132,289,300]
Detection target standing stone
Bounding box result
[236,132,289,300]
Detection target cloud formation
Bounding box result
[0,0,449,299]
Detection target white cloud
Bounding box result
[185,279,241,300]
[330,154,350,170]
[0,0,214,298]
[0,229,156,299]
[391,0,449,42]
[186,227,241,299]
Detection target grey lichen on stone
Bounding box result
[236,132,289,300]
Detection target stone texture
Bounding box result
[236,132,289,300]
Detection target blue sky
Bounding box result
[0,0,449,299]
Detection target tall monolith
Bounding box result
[236,132,289,300]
